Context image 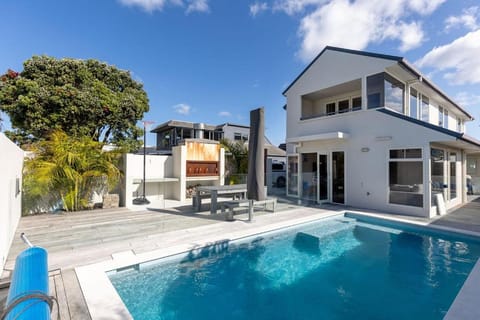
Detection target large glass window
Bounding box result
[421,95,429,122]
[438,106,444,127]
[384,73,404,113]
[332,151,345,204]
[367,73,383,109]
[301,153,317,201]
[389,149,423,207]
[410,88,418,119]
[367,72,404,112]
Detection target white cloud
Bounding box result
[417,30,480,85]
[273,0,325,15]
[445,6,479,32]
[454,92,480,109]
[119,0,208,13]
[407,0,446,15]
[186,0,209,14]
[218,111,232,117]
[392,21,425,52]
[261,0,445,61]
[119,0,173,12]
[173,103,191,115]
[250,2,269,17]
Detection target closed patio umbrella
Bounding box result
[247,107,265,220]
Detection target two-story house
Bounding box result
[152,121,271,151]
[284,46,480,218]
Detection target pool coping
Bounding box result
[75,209,480,320]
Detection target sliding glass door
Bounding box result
[318,154,328,202]
[287,155,299,197]
[301,153,317,201]
[332,151,345,204]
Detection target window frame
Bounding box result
[388,148,424,208]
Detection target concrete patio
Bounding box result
[1,195,479,319]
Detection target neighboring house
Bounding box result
[0,133,23,277]
[151,120,280,152]
[284,46,480,218]
[151,120,286,188]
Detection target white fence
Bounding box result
[0,133,24,277]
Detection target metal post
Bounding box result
[142,124,148,203]
[248,199,254,222]
[133,120,154,205]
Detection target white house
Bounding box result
[0,133,23,277]
[284,46,480,218]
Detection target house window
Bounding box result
[384,73,404,113]
[444,109,449,129]
[367,73,383,109]
[367,72,404,112]
[438,106,444,127]
[338,99,349,113]
[352,97,362,111]
[457,119,462,132]
[410,88,418,119]
[326,102,336,115]
[234,133,242,141]
[389,148,423,207]
[421,95,429,122]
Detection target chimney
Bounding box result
[193,123,205,139]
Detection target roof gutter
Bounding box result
[398,59,474,121]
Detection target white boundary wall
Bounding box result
[0,133,24,276]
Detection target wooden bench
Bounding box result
[220,198,277,221]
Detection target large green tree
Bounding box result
[0,56,149,150]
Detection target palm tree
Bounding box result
[220,139,248,184]
[23,130,121,213]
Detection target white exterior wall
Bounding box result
[286,50,398,140]
[0,133,23,276]
[289,108,463,218]
[123,154,174,207]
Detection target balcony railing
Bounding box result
[301,106,362,121]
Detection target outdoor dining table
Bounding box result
[195,184,247,214]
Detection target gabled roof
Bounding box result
[282,46,402,96]
[282,46,473,120]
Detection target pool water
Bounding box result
[109,216,480,320]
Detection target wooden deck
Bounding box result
[1,196,479,319]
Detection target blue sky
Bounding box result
[1,0,479,146]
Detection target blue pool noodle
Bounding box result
[4,247,50,320]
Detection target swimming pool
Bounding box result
[108,214,480,320]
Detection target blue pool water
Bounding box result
[109,215,480,320]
